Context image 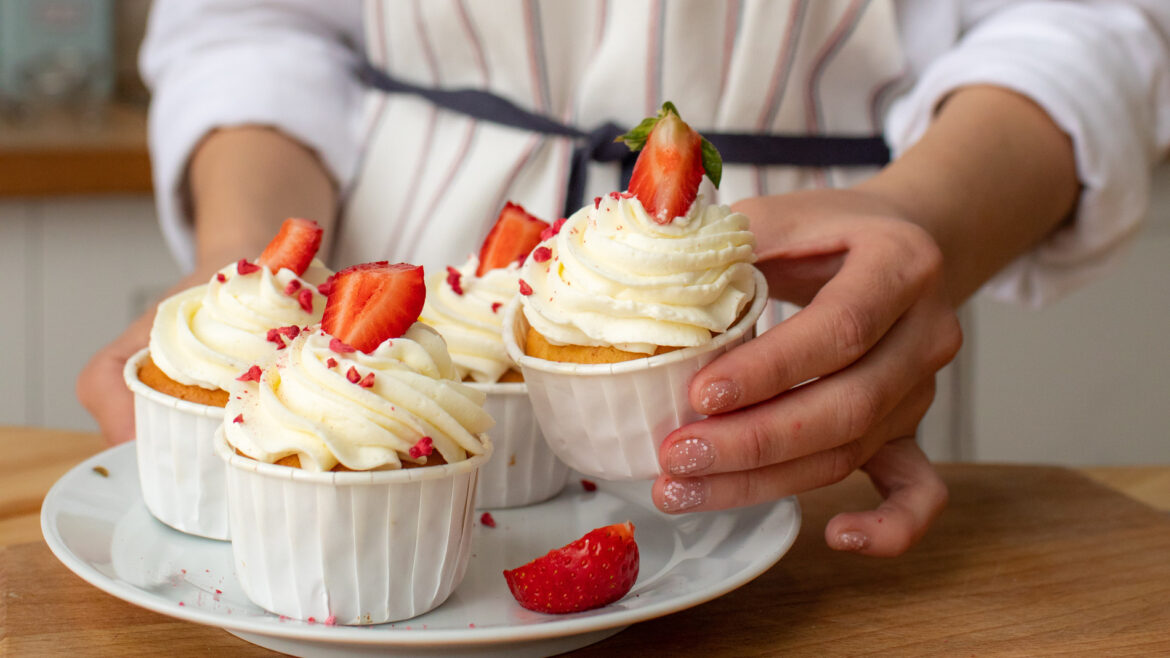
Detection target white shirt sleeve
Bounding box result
[140,0,366,273]
[886,1,1170,307]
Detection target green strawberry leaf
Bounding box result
[701,137,722,188]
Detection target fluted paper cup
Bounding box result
[123,348,229,540]
[469,381,569,508]
[502,268,768,481]
[214,429,491,625]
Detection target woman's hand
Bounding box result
[652,189,959,557]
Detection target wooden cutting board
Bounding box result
[4,464,1170,655]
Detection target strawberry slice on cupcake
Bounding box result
[322,261,426,354]
[619,101,723,224]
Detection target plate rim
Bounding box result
[41,441,801,648]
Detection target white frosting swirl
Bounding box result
[519,194,757,354]
[148,260,330,391]
[223,323,494,471]
[419,256,518,383]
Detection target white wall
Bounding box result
[968,164,1170,465]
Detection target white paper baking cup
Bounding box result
[123,348,229,540]
[468,381,569,508]
[214,429,491,625]
[502,269,768,481]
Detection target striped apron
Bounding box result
[338,0,966,460]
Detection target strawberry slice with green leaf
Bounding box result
[320,262,425,353]
[477,202,550,276]
[257,218,323,276]
[503,521,639,614]
[618,102,722,224]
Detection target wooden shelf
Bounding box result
[0,103,152,197]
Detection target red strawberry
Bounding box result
[257,218,323,276]
[619,102,722,224]
[503,521,639,614]
[320,262,425,353]
[477,202,550,276]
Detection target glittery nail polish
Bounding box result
[661,479,707,513]
[699,379,740,414]
[834,531,870,551]
[666,437,715,475]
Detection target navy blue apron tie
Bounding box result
[356,61,891,218]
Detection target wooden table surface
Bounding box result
[3,427,1170,656]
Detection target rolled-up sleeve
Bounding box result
[140,0,366,272]
[886,1,1170,306]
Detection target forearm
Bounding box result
[186,125,339,276]
[858,85,1080,305]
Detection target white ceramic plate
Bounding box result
[41,443,800,657]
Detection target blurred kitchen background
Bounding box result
[0,0,1166,464]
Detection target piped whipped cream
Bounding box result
[519,193,756,354]
[420,256,518,383]
[149,260,331,391]
[223,323,493,471]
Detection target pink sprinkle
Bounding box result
[532,246,552,263]
[581,479,598,492]
[480,512,496,528]
[307,617,316,624]
[346,366,360,384]
[236,259,261,275]
[539,217,568,241]
[609,191,621,200]
[215,273,227,283]
[232,414,243,424]
[297,288,313,313]
[446,266,464,295]
[593,196,602,209]
[518,280,533,296]
[330,338,356,354]
[285,279,302,295]
[358,372,375,388]
[491,302,502,313]
[279,615,290,622]
[324,615,337,626]
[408,436,434,459]
[236,365,263,382]
[326,357,337,368]
[317,276,335,296]
[179,602,185,606]
[215,589,222,594]
[469,623,476,628]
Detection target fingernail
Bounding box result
[833,531,870,552]
[698,379,740,414]
[666,437,715,475]
[661,478,707,513]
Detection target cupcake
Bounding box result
[123,218,329,539]
[216,261,494,624]
[421,202,570,508]
[503,104,767,480]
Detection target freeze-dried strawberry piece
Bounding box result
[518,280,533,296]
[619,102,721,224]
[477,202,550,276]
[297,288,314,314]
[540,217,568,241]
[329,337,356,354]
[236,365,263,382]
[237,259,261,275]
[531,247,552,263]
[216,273,227,283]
[446,266,464,295]
[325,357,337,368]
[346,366,361,384]
[258,218,323,276]
[581,479,598,492]
[285,279,302,295]
[321,262,425,354]
[232,414,244,424]
[480,512,497,528]
[491,302,502,313]
[594,196,602,209]
[358,372,375,388]
[409,436,434,459]
[317,273,336,297]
